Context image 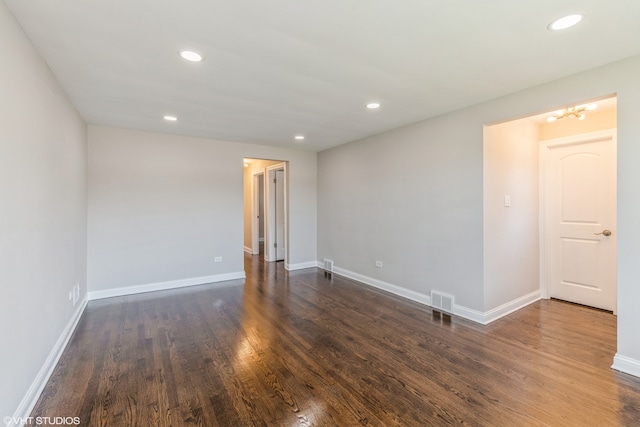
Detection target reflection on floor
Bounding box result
[30,254,640,426]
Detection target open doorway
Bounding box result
[243,158,288,263]
[483,96,617,314]
[250,170,265,256]
[266,164,286,262]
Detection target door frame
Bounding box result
[539,128,617,312]
[265,162,287,263]
[250,170,265,255]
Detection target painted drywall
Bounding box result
[318,54,640,371]
[540,108,617,140]
[483,119,540,311]
[318,113,485,310]
[88,126,317,294]
[0,1,87,418]
[243,159,282,251]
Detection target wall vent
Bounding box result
[323,258,334,272]
[431,290,454,314]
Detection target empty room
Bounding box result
[2,1,640,426]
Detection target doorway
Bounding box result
[266,164,286,262]
[243,158,288,264]
[483,96,617,314]
[251,171,265,255]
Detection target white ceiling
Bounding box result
[5,0,640,151]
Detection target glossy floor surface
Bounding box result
[31,254,640,426]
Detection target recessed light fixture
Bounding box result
[179,50,203,62]
[294,135,305,140]
[548,13,584,31]
[163,115,178,121]
[366,102,381,109]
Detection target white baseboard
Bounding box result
[480,290,542,325]
[88,271,246,300]
[318,261,540,325]
[612,354,640,379]
[452,305,486,324]
[10,295,88,427]
[285,261,318,271]
[330,265,432,306]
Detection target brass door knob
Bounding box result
[594,229,612,236]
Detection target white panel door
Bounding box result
[544,130,616,311]
[275,169,285,261]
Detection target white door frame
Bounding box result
[265,162,288,263]
[539,128,617,312]
[250,170,265,255]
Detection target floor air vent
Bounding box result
[431,290,454,314]
[323,259,334,273]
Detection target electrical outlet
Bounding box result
[68,282,80,306]
[214,257,222,262]
[375,261,383,268]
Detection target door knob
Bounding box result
[594,229,612,236]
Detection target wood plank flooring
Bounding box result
[31,254,640,426]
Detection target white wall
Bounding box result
[0,1,87,418]
[483,119,540,311]
[88,126,317,296]
[616,63,640,375]
[318,113,485,310]
[318,55,640,373]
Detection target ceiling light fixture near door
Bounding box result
[179,50,203,62]
[294,135,305,140]
[366,102,381,109]
[548,13,584,31]
[546,103,597,122]
[163,115,178,121]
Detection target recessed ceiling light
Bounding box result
[294,135,305,140]
[179,50,203,62]
[548,13,584,31]
[163,115,178,121]
[366,102,381,109]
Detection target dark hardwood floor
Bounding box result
[31,254,640,426]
